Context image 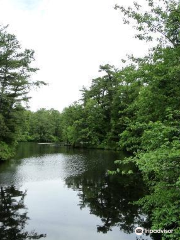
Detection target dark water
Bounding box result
[0,143,152,240]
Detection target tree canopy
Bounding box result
[0,25,46,160]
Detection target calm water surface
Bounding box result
[0,143,152,240]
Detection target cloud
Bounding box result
[9,0,42,10]
[0,0,150,111]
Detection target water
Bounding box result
[0,143,152,240]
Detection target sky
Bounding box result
[0,0,150,112]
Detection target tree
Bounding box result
[112,1,180,239]
[28,108,62,142]
[115,0,180,47]
[0,25,46,160]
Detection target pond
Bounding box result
[0,143,153,240]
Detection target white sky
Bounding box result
[0,0,150,112]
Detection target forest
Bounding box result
[0,0,179,239]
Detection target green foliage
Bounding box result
[0,25,45,160]
[60,103,84,145]
[0,1,179,237]
[0,141,15,161]
[60,64,143,149]
[115,0,180,47]
[18,108,62,142]
[134,138,180,239]
[110,1,180,238]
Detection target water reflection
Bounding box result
[65,162,161,240]
[0,186,46,240]
[0,143,160,240]
[65,163,147,234]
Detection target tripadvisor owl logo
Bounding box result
[135,227,144,235]
[135,227,173,235]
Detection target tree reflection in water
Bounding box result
[65,162,159,240]
[0,186,46,240]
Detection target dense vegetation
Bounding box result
[0,25,45,160]
[19,108,62,142]
[0,0,179,239]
